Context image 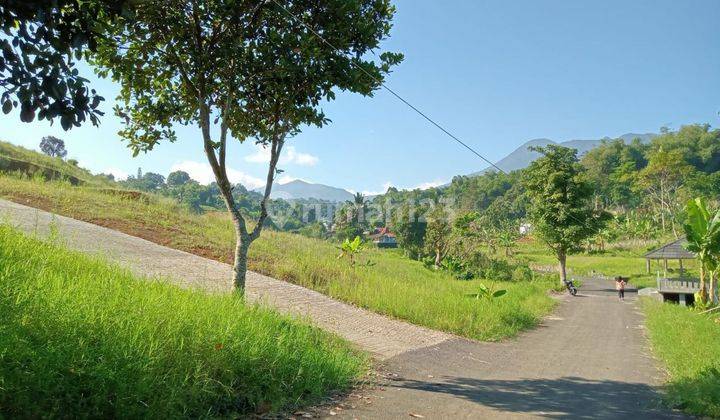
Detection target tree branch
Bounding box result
[250,131,286,241]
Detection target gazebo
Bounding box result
[644,238,699,306]
[644,238,695,276]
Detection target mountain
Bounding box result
[469,132,656,176]
[259,179,354,202]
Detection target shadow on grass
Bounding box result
[391,376,686,419]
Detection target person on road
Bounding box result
[615,276,626,301]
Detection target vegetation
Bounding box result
[92,0,402,293]
[683,198,720,304]
[522,145,610,283]
[0,223,365,417]
[39,135,67,158]
[0,140,112,186]
[0,1,127,127]
[643,300,720,417]
[0,175,557,341]
[367,124,720,284]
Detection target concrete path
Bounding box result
[0,199,683,419]
[0,199,449,359]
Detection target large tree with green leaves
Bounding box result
[523,145,610,284]
[92,0,401,292]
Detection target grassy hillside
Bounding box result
[0,223,364,417]
[642,300,720,417]
[0,140,112,186]
[0,176,557,341]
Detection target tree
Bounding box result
[93,1,401,293]
[167,170,191,187]
[391,202,427,259]
[39,136,67,158]
[638,148,694,236]
[683,198,720,305]
[424,204,451,268]
[0,1,131,128]
[523,145,610,284]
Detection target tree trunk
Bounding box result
[699,265,708,304]
[434,247,442,268]
[558,251,567,284]
[232,226,250,292]
[711,270,719,305]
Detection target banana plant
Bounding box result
[337,236,363,268]
[475,283,507,301]
[683,198,720,305]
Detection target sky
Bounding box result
[1,0,718,194]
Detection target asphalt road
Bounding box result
[334,278,685,419]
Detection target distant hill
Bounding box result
[259,179,354,202]
[469,132,656,176]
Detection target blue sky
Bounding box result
[1,0,718,194]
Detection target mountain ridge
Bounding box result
[252,132,657,200]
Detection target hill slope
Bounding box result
[470,132,656,175]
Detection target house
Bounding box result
[368,227,398,248]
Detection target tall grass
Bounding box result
[0,224,365,418]
[0,177,558,340]
[642,300,720,417]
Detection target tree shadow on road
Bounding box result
[392,376,684,419]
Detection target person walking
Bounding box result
[615,276,626,301]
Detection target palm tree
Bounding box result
[683,198,720,304]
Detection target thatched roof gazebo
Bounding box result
[644,238,695,275]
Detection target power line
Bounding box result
[270,1,604,235]
[269,0,505,174]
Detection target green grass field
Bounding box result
[516,240,698,289]
[0,176,556,341]
[0,223,365,417]
[642,300,720,417]
[0,140,112,186]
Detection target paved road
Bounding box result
[335,278,684,419]
[0,199,684,419]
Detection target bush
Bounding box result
[479,259,514,281]
[512,265,534,282]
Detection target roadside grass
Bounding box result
[0,176,556,341]
[0,223,365,418]
[642,299,720,417]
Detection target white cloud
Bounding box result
[357,179,446,196]
[103,167,129,181]
[360,181,395,196]
[413,179,446,190]
[170,160,265,189]
[244,144,318,166]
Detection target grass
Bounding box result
[0,223,365,418]
[0,140,112,186]
[642,299,720,417]
[516,239,698,289]
[0,176,557,341]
